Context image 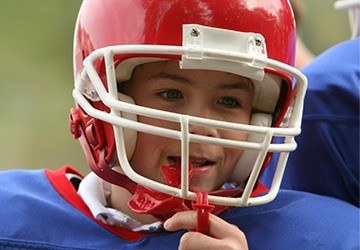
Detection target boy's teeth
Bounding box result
[191,160,212,167]
[168,157,213,167]
[191,160,205,165]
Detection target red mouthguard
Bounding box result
[128,162,193,221]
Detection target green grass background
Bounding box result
[0,0,351,174]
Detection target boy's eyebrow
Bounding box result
[149,72,252,92]
[218,81,253,92]
[148,73,194,85]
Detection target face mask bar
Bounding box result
[335,0,360,39]
[335,0,360,9]
[73,44,307,207]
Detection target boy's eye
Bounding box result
[159,90,182,101]
[218,97,241,108]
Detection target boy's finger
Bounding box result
[164,211,242,239]
[178,231,248,250]
[164,210,198,231]
[178,232,219,250]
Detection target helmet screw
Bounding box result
[90,89,98,99]
[190,27,201,37]
[254,38,262,47]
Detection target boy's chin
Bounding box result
[189,182,215,193]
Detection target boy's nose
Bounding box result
[185,104,219,137]
[188,124,218,138]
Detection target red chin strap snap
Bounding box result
[192,190,215,236]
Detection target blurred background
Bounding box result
[0,0,352,174]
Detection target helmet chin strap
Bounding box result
[127,161,267,230]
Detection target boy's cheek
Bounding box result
[138,115,180,130]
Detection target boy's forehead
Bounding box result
[133,60,252,90]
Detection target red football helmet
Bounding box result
[70,0,307,207]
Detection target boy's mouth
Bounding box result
[168,156,215,168]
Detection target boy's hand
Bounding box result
[164,211,248,250]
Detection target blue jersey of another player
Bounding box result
[263,38,359,206]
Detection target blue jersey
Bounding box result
[262,38,360,206]
[0,166,358,249]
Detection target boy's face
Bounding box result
[122,60,253,192]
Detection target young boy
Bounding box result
[0,0,358,249]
